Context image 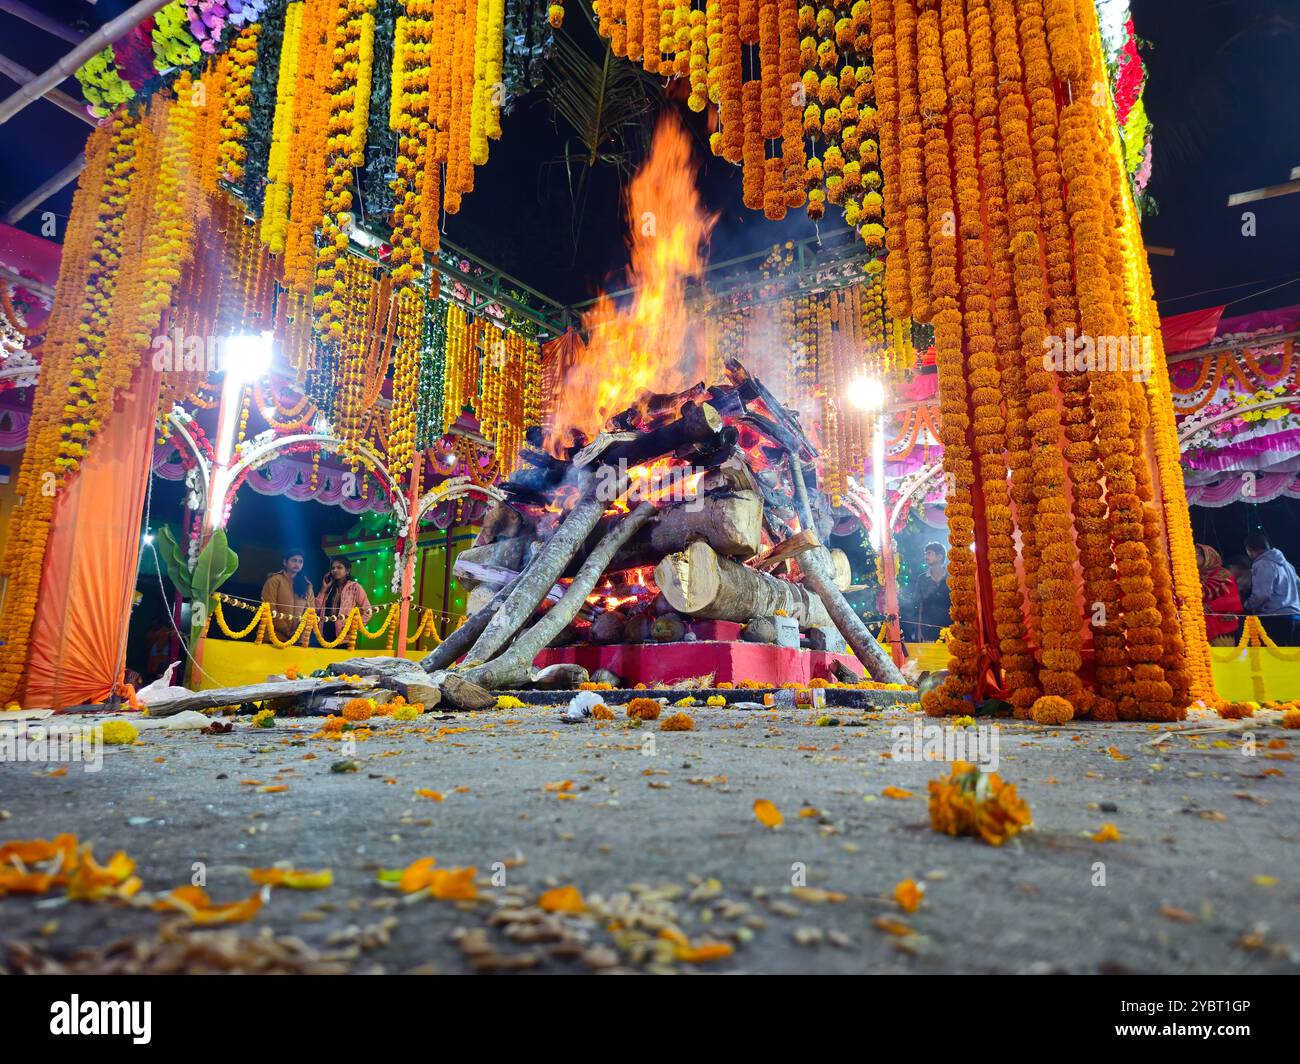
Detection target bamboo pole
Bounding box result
[0,53,97,125]
[0,0,172,126]
[2,153,85,224]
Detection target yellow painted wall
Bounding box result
[198,636,424,690]
[200,638,1300,703]
[1210,646,1300,704]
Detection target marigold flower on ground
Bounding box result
[928,762,1032,847]
[67,847,141,901]
[591,704,615,720]
[429,866,477,901]
[538,884,585,912]
[1031,696,1074,725]
[753,798,783,828]
[1091,823,1122,843]
[1282,709,1300,729]
[881,785,913,799]
[894,878,923,913]
[676,940,733,964]
[249,867,333,889]
[1218,702,1255,720]
[661,712,694,731]
[626,698,662,720]
[97,720,138,745]
[706,695,726,707]
[342,698,376,721]
[496,695,527,709]
[154,885,263,924]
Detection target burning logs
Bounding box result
[459,503,657,689]
[654,540,834,628]
[590,609,630,644]
[650,489,764,559]
[573,401,724,469]
[420,365,906,689]
[461,470,610,665]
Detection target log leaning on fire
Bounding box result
[419,572,524,672]
[787,456,907,686]
[458,503,658,690]
[457,470,608,665]
[654,540,835,628]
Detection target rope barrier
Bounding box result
[210,595,463,650]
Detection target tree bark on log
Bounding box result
[650,489,763,558]
[654,540,834,627]
[460,471,609,665]
[459,503,657,689]
[419,572,524,672]
[787,456,906,685]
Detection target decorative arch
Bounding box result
[414,475,505,526]
[222,433,409,526]
[160,408,212,514]
[1177,396,1300,447]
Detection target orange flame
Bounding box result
[548,116,716,447]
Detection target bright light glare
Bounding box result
[848,376,886,411]
[223,331,275,384]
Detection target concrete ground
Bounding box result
[2,697,1298,974]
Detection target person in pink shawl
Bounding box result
[315,556,374,643]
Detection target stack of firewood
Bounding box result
[423,359,905,690]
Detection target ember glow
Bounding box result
[548,116,717,448]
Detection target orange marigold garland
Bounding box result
[876,0,1198,722]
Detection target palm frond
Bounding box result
[541,24,663,254]
[544,30,657,168]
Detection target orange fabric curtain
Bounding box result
[24,364,162,708]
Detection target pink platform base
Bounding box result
[532,639,864,687]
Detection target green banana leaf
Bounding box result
[191,528,239,605]
[154,525,194,598]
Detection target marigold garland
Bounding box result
[873,0,1200,723]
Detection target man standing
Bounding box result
[1243,533,1300,646]
[904,541,951,643]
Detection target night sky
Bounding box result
[3,0,1298,316]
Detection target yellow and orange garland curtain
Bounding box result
[870,0,1208,723]
[593,0,883,242]
[0,76,213,702]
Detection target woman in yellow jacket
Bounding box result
[260,548,315,646]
